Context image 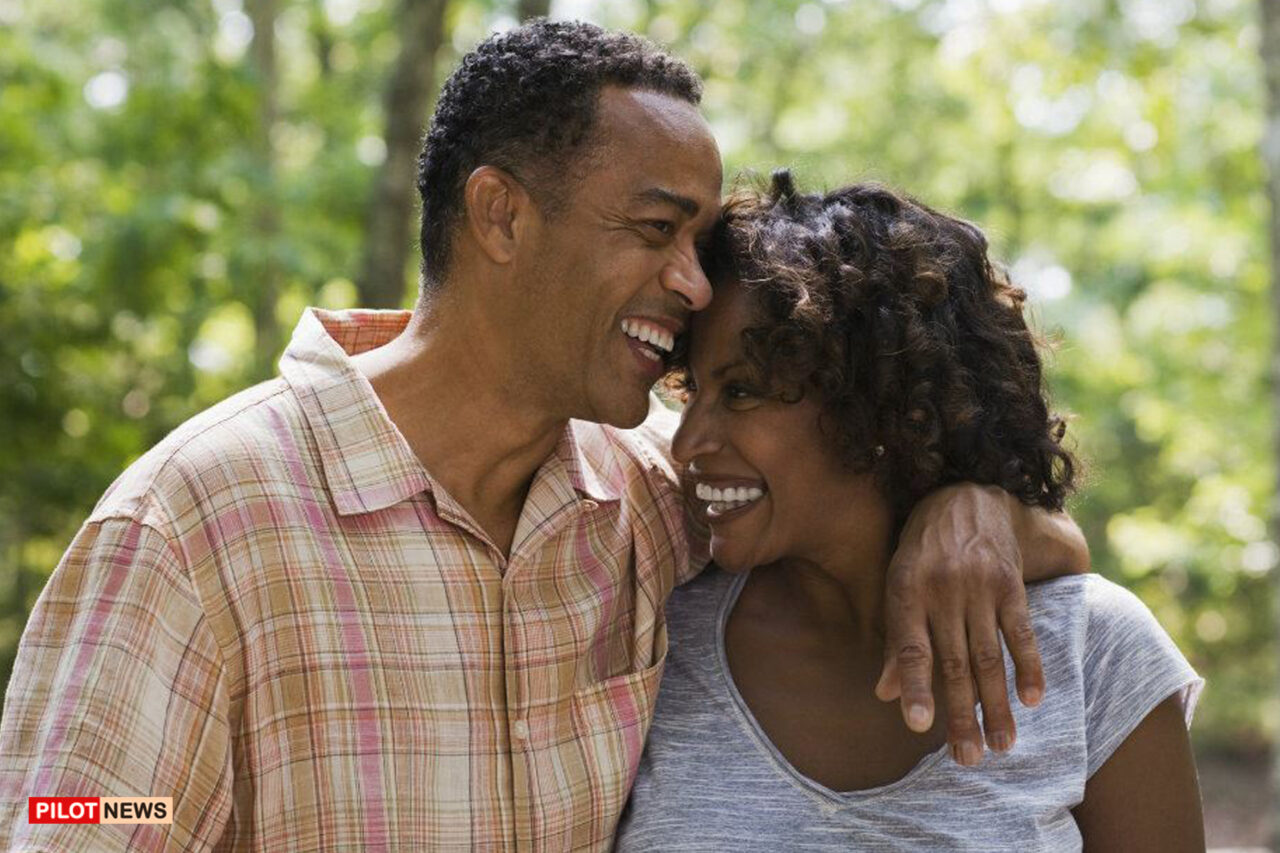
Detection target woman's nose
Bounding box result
[672,398,718,465]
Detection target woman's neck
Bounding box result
[747,484,896,637]
[761,520,895,646]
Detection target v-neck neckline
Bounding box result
[714,569,951,807]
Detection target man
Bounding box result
[0,20,1087,851]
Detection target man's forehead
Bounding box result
[596,86,706,134]
[593,87,723,201]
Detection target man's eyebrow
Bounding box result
[632,187,700,217]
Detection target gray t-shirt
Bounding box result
[615,571,1201,852]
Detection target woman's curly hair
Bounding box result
[674,170,1076,518]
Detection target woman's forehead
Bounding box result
[690,279,755,365]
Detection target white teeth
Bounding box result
[694,483,765,505]
[621,319,675,353]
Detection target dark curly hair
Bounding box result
[416,19,702,289]
[673,170,1076,518]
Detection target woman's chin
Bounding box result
[709,541,755,574]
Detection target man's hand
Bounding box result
[875,484,1070,766]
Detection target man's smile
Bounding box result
[620,316,682,381]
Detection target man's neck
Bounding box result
[351,301,566,555]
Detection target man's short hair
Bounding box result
[416,19,703,290]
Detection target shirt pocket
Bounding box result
[568,624,668,848]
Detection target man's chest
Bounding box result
[204,498,677,849]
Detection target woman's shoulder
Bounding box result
[1019,573,1196,705]
[1025,573,1201,777]
[1025,573,1181,655]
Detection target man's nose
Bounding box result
[660,252,712,312]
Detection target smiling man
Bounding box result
[0,20,1087,852]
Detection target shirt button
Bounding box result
[512,719,530,741]
[580,499,599,512]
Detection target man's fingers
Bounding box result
[936,622,984,766]
[875,655,901,702]
[968,608,1016,754]
[1000,595,1045,707]
[882,581,934,727]
[893,636,934,732]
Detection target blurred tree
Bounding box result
[1260,0,1280,840]
[248,0,282,371]
[357,0,450,308]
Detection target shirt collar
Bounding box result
[279,307,623,516]
[560,419,625,503]
[279,308,430,516]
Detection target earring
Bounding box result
[873,445,885,457]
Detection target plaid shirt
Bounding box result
[0,308,703,852]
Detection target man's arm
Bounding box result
[0,517,232,850]
[1012,492,1090,582]
[876,484,1089,765]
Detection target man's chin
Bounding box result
[600,406,649,430]
[586,390,651,430]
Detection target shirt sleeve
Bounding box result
[0,516,233,851]
[1080,576,1203,779]
[633,393,709,586]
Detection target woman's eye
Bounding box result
[724,383,762,410]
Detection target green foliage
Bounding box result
[1,0,1269,752]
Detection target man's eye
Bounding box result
[645,220,675,237]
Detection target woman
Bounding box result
[614,172,1204,850]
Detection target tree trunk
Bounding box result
[1261,0,1280,846]
[247,0,281,375]
[517,0,551,20]
[356,0,449,309]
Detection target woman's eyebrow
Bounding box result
[711,358,747,380]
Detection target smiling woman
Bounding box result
[617,171,1205,851]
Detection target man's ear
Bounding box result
[463,165,535,266]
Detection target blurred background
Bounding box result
[0,0,1272,846]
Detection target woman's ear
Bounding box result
[462,165,535,266]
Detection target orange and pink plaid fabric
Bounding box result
[0,308,703,851]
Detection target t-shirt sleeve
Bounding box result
[633,393,709,586]
[1081,576,1203,778]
